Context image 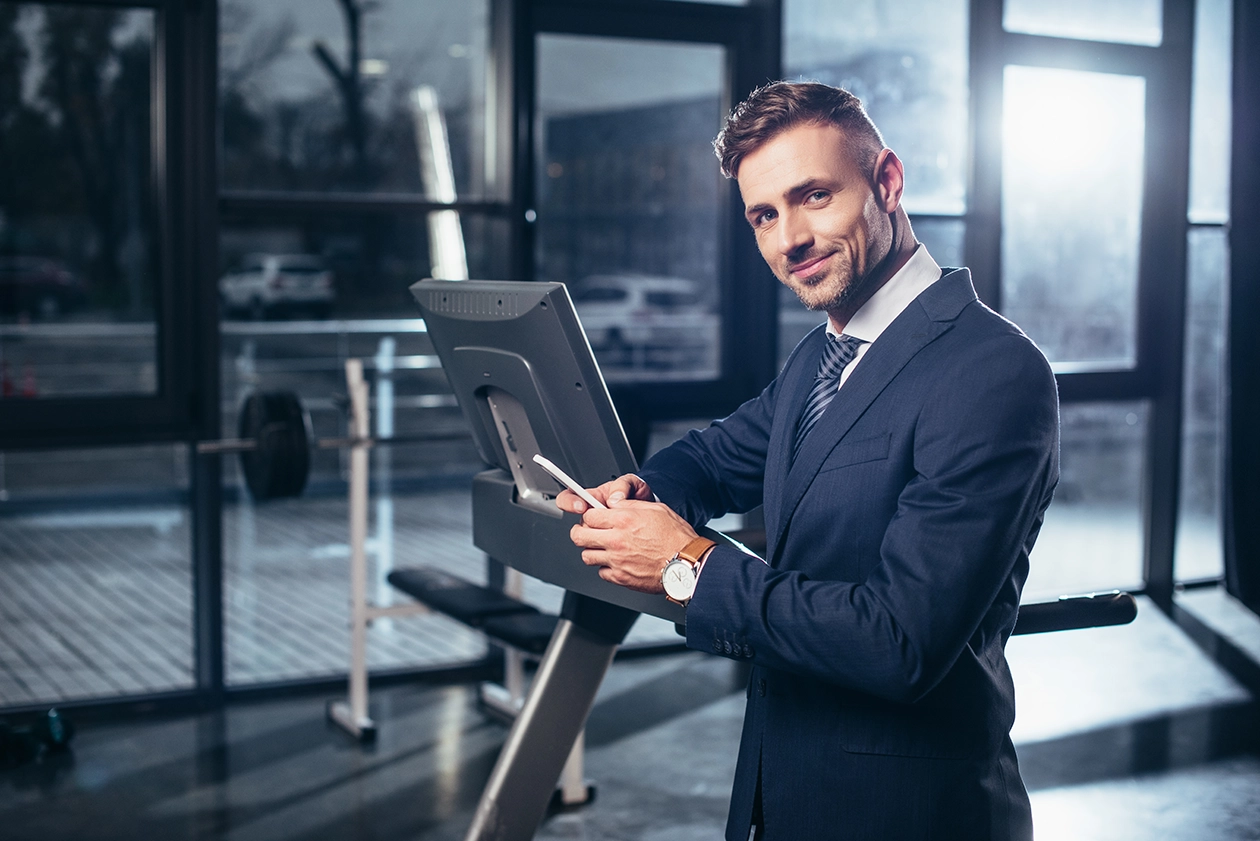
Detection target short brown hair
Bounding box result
[714,81,885,180]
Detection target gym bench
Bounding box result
[386,566,593,809]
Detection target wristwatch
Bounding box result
[662,536,718,606]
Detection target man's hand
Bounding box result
[555,473,654,513]
[556,474,700,594]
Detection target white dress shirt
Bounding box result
[828,243,942,389]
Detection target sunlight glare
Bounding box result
[1003,66,1146,180]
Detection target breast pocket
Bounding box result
[817,432,890,474]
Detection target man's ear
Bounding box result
[873,148,905,214]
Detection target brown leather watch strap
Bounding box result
[678,536,717,564]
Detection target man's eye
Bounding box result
[807,191,829,203]
[752,210,776,227]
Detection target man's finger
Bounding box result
[606,482,631,504]
[604,497,655,511]
[596,564,634,587]
[581,548,610,568]
[555,488,588,514]
[608,474,652,504]
[570,524,600,549]
[580,501,654,528]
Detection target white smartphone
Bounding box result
[532,453,607,510]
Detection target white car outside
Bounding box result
[220,254,334,319]
[569,274,718,379]
[570,274,707,347]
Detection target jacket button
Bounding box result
[758,679,767,697]
[723,640,733,655]
[713,640,722,654]
[744,644,754,658]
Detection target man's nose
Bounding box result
[777,209,812,257]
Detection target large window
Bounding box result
[0,4,159,398]
[975,0,1199,605]
[0,0,210,711]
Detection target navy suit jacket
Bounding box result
[639,269,1059,841]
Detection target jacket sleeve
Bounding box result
[680,331,1059,704]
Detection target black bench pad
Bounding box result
[387,567,537,627]
[480,612,560,655]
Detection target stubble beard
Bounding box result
[789,214,896,314]
[785,254,871,313]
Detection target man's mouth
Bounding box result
[789,253,831,281]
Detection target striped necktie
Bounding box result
[792,333,865,462]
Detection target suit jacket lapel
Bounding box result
[766,269,978,566]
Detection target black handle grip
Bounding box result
[1012,591,1138,636]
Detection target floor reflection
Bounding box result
[0,590,1255,841]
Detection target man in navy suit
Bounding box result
[557,81,1058,841]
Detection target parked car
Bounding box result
[219,254,335,319]
[570,274,706,344]
[569,274,717,376]
[0,256,86,320]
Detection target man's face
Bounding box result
[737,122,893,313]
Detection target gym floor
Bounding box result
[0,589,1257,841]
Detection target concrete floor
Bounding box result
[0,590,1257,841]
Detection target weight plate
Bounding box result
[238,390,312,501]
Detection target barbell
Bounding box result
[197,390,470,501]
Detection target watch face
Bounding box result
[662,559,695,601]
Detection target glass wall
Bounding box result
[217,1,510,686]
[0,0,1232,710]
[0,4,159,398]
[0,1,202,712]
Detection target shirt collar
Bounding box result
[828,244,941,343]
